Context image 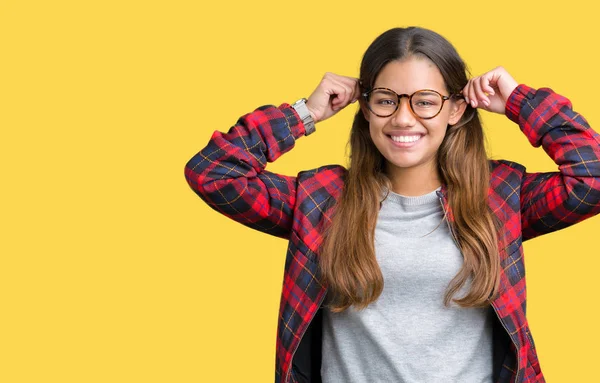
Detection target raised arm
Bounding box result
[506,85,600,241]
[184,104,305,239]
[184,73,362,239]
[464,66,600,241]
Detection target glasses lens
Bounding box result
[368,89,398,117]
[411,91,443,118]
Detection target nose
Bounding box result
[391,97,416,126]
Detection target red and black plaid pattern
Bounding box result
[185,84,600,383]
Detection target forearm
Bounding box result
[507,85,600,239]
[184,103,307,238]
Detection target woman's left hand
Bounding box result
[462,66,519,114]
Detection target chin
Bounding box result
[385,153,422,167]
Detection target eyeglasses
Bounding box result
[361,88,463,119]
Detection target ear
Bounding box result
[359,99,370,121]
[448,98,467,125]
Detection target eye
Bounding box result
[412,93,442,108]
[414,100,435,107]
[377,99,397,106]
[370,90,397,107]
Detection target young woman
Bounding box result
[184,27,600,383]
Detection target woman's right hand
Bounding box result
[304,72,362,124]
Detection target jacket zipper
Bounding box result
[285,291,327,383]
[436,192,521,383]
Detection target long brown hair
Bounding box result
[319,27,503,313]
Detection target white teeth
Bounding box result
[390,135,421,143]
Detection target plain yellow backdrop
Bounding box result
[2,0,599,382]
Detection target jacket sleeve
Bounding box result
[184,103,307,240]
[505,84,600,241]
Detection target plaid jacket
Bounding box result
[185,84,600,383]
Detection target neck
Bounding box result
[385,161,442,197]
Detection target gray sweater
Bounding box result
[321,187,493,382]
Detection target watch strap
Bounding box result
[291,98,316,136]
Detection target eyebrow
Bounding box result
[416,90,439,96]
[374,88,443,96]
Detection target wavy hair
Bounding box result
[319,27,503,312]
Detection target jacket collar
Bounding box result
[435,183,454,222]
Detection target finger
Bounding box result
[472,78,489,107]
[467,79,478,108]
[350,79,362,103]
[333,82,352,109]
[465,81,474,106]
[339,78,360,105]
[335,75,361,103]
[328,79,353,110]
[481,73,495,96]
[461,81,471,105]
[478,73,495,99]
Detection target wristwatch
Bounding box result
[291,98,316,136]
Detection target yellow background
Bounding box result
[2,1,599,382]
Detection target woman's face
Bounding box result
[361,57,466,178]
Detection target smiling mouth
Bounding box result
[386,134,423,143]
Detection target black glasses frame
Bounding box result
[361,87,464,119]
